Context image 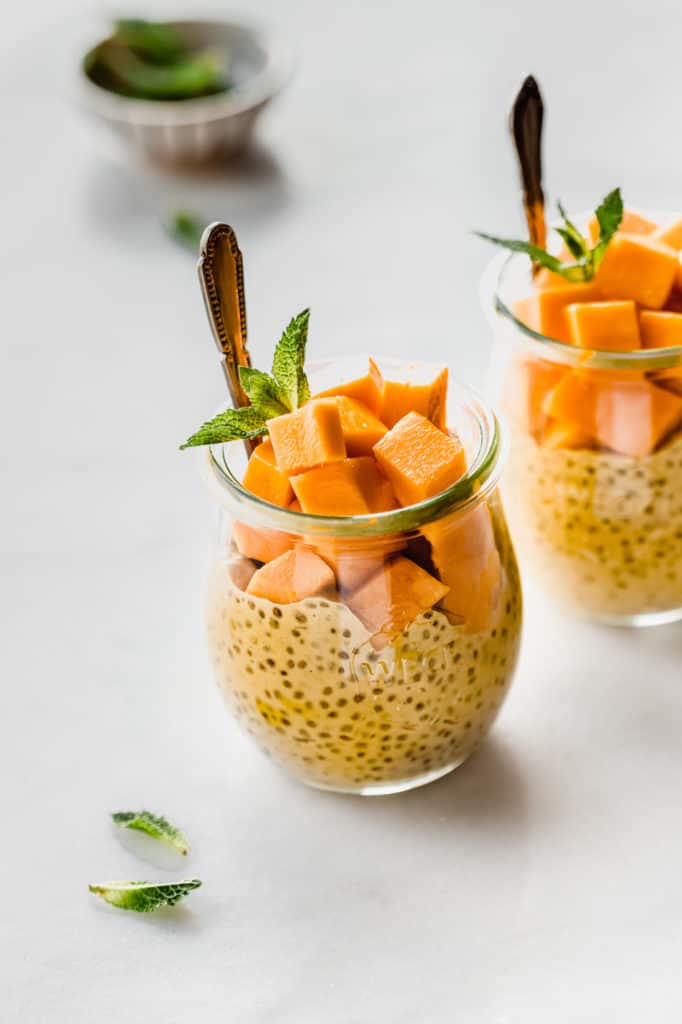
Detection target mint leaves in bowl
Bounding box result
[79,19,292,165]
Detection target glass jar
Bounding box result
[482,248,682,626]
[202,358,522,795]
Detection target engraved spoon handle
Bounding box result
[197,223,252,409]
[511,75,546,269]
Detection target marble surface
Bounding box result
[3,0,682,1020]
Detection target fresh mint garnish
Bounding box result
[89,879,202,913]
[271,308,311,410]
[477,187,623,282]
[180,308,311,449]
[112,810,190,856]
[180,406,267,449]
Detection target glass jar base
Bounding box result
[294,759,468,797]
[573,605,682,629]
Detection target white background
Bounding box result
[3,1,682,1021]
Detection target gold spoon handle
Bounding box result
[511,75,546,265]
[197,223,252,409]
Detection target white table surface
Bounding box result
[3,1,682,1020]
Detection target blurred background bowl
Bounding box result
[78,19,293,167]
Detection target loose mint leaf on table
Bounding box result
[167,210,204,250]
[271,309,311,411]
[89,879,202,913]
[476,187,623,283]
[112,810,190,856]
[238,367,289,419]
[180,406,267,449]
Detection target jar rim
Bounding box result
[485,225,682,371]
[203,371,506,538]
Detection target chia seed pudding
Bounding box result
[206,518,522,793]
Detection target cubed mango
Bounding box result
[566,300,641,352]
[267,399,346,476]
[373,412,467,506]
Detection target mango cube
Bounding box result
[424,503,501,633]
[233,521,293,564]
[594,234,678,309]
[373,412,467,506]
[652,217,682,251]
[314,371,381,414]
[267,399,346,476]
[346,556,449,648]
[566,300,641,351]
[246,547,336,604]
[513,283,603,343]
[545,370,682,457]
[369,358,449,429]
[640,310,682,349]
[588,209,657,245]
[290,457,396,516]
[242,440,294,507]
[333,396,388,455]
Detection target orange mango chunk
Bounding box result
[267,399,346,476]
[505,356,567,438]
[233,521,293,564]
[652,217,682,251]
[346,556,449,648]
[545,370,682,457]
[640,311,682,393]
[333,396,388,455]
[541,419,594,451]
[594,234,677,309]
[424,503,501,633]
[640,310,682,349]
[314,535,406,595]
[246,547,336,604]
[314,372,381,414]
[369,358,448,429]
[566,300,641,352]
[373,412,467,506]
[588,208,658,244]
[513,283,602,343]
[242,440,294,507]
[290,457,396,516]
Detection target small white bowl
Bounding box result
[78,20,293,166]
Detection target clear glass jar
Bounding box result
[203,358,522,795]
[482,248,682,626]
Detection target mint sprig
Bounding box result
[477,187,623,282]
[180,308,311,449]
[112,810,190,856]
[89,879,201,913]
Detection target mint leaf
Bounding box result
[238,367,288,419]
[271,309,310,411]
[592,187,624,270]
[112,811,190,856]
[477,187,624,283]
[180,406,267,449]
[166,210,204,250]
[89,879,201,913]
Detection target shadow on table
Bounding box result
[81,141,292,246]
[313,735,528,837]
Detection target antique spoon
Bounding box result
[511,75,546,272]
[197,222,258,454]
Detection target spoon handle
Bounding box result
[511,75,546,267]
[197,223,252,409]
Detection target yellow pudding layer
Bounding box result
[206,539,521,792]
[505,429,682,620]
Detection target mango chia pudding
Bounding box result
[184,314,521,794]
[481,190,682,625]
